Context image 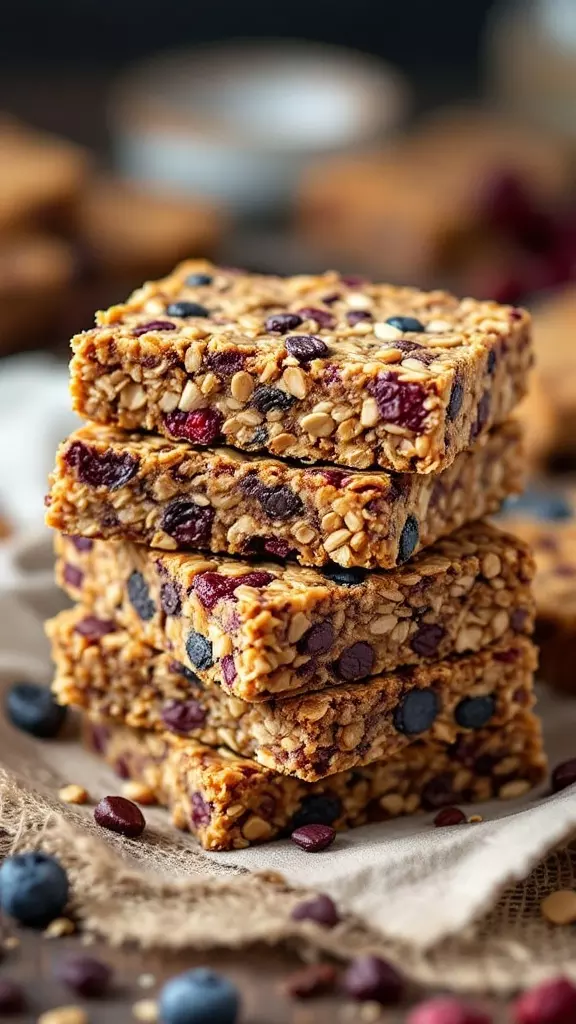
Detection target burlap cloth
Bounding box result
[2,533,576,994]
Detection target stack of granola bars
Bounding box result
[45,261,546,850]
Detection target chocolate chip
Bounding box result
[284,963,337,999]
[160,581,181,616]
[394,689,439,734]
[166,301,209,317]
[433,806,466,827]
[322,565,366,587]
[127,571,155,621]
[454,695,496,729]
[335,642,374,681]
[186,631,214,670]
[398,515,419,563]
[56,953,112,997]
[185,273,213,286]
[410,624,445,658]
[252,386,295,414]
[256,484,303,520]
[298,621,335,656]
[552,757,576,793]
[93,796,145,838]
[385,315,424,333]
[285,334,329,362]
[161,699,206,734]
[447,377,464,421]
[290,793,342,829]
[291,824,335,852]
[291,894,340,928]
[265,312,303,333]
[341,955,404,1005]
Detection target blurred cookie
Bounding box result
[515,372,556,473]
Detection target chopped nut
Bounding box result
[121,781,157,806]
[59,784,89,805]
[300,412,335,437]
[230,371,254,403]
[498,779,532,800]
[44,917,76,938]
[241,815,273,841]
[132,998,159,1022]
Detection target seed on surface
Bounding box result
[132,999,159,1022]
[540,889,576,926]
[44,917,76,938]
[121,781,157,806]
[93,795,146,838]
[433,806,466,827]
[59,784,89,805]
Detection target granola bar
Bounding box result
[69,260,532,474]
[49,604,537,781]
[55,521,535,701]
[46,419,524,570]
[82,709,546,850]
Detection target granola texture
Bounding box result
[46,420,524,570]
[69,259,532,474]
[49,604,537,782]
[55,521,536,701]
[82,710,547,850]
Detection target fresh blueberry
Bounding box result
[454,695,496,729]
[159,968,240,1024]
[385,315,424,333]
[398,515,419,563]
[502,488,573,521]
[166,301,210,318]
[185,273,213,286]
[0,852,69,927]
[127,571,156,621]
[394,689,439,734]
[290,793,342,830]
[321,565,367,587]
[186,631,214,670]
[6,682,67,739]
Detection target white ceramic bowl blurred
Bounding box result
[111,40,409,215]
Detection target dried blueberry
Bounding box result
[6,682,67,739]
[290,793,342,829]
[298,621,335,656]
[65,441,138,490]
[164,409,223,445]
[248,426,268,448]
[447,377,464,421]
[160,581,182,616]
[0,852,69,927]
[455,695,496,729]
[161,498,215,547]
[191,791,212,827]
[285,334,329,362]
[186,631,214,670]
[410,624,445,658]
[206,351,245,375]
[335,642,375,681]
[394,689,439,734]
[167,301,210,317]
[322,565,366,587]
[265,312,303,333]
[369,372,428,432]
[470,392,491,442]
[252,386,295,414]
[254,484,303,520]
[132,319,176,336]
[63,564,83,589]
[74,616,116,640]
[185,273,213,286]
[172,661,202,684]
[127,571,155,621]
[159,968,240,1024]
[398,515,419,563]
[162,699,206,734]
[385,315,424,333]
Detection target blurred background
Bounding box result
[1,0,576,532]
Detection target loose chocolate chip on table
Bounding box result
[159,967,240,1024]
[291,894,340,928]
[285,334,329,362]
[298,621,335,656]
[551,757,576,793]
[6,681,67,738]
[511,977,576,1024]
[322,565,367,587]
[56,954,112,997]
[284,963,337,999]
[185,272,213,286]
[433,806,467,827]
[335,641,375,681]
[160,581,182,616]
[265,312,303,333]
[341,954,404,1005]
[0,979,25,1013]
[127,571,156,621]
[394,688,440,734]
[160,498,215,547]
[166,301,210,317]
[454,695,496,729]
[447,377,464,421]
[186,631,214,670]
[65,440,139,490]
[291,824,335,852]
[0,852,69,927]
[410,623,445,658]
[398,515,419,563]
[161,699,206,734]
[251,385,295,414]
[290,793,342,829]
[93,796,146,838]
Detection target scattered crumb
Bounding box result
[132,998,158,1021]
[137,974,156,989]
[468,815,484,824]
[59,784,89,806]
[44,917,76,939]
[3,936,20,951]
[121,781,157,806]
[38,1007,88,1024]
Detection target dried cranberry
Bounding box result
[263,538,292,558]
[291,893,340,928]
[291,823,335,852]
[346,310,372,325]
[285,334,329,362]
[342,955,404,1005]
[398,515,420,563]
[69,535,93,552]
[433,806,466,827]
[94,796,145,838]
[127,571,155,621]
[265,312,303,333]
[63,564,83,589]
[164,409,223,445]
[290,793,342,829]
[74,616,116,641]
[512,976,576,1023]
[551,757,576,793]
[335,642,374,681]
[65,441,139,490]
[192,570,275,610]
[251,386,295,414]
[160,499,215,547]
[206,351,245,375]
[190,792,212,827]
[323,365,340,385]
[160,581,181,616]
[56,953,113,997]
[408,996,491,1023]
[447,376,464,421]
[298,621,335,656]
[132,319,176,336]
[369,372,428,432]
[166,301,209,317]
[455,695,496,729]
[296,307,335,329]
[394,689,439,734]
[161,699,206,734]
[318,469,347,487]
[410,624,445,657]
[421,773,455,810]
[221,655,237,685]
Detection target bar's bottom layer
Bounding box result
[82,711,547,851]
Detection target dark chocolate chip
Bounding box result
[298,621,335,656]
[256,485,303,520]
[285,334,329,362]
[394,688,439,734]
[127,571,155,621]
[186,631,214,670]
[410,624,445,658]
[398,515,419,563]
[93,796,145,838]
[265,312,303,333]
[335,642,374,681]
[321,565,367,587]
[454,695,496,729]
